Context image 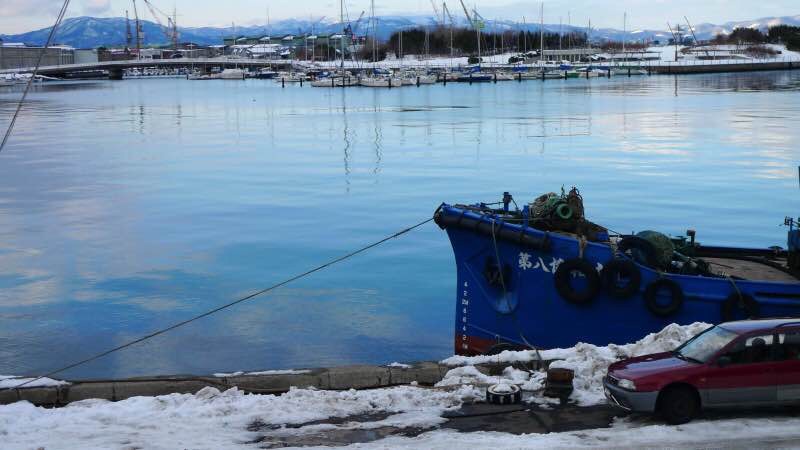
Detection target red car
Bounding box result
[604,318,800,424]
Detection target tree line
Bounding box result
[712,25,800,51]
[382,26,588,59]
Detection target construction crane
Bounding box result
[131,0,143,59]
[430,0,443,25]
[459,0,483,60]
[125,10,133,51]
[350,11,367,37]
[142,0,179,50]
[684,16,711,59]
[442,1,455,25]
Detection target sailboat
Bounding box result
[611,13,647,76]
[312,0,359,87]
[359,1,403,88]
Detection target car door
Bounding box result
[775,331,800,402]
[702,333,779,406]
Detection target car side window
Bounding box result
[723,334,775,365]
[776,332,800,361]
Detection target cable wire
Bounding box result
[0,0,72,154]
[4,217,434,390]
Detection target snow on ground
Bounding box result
[0,385,480,450]
[0,375,69,389]
[440,322,712,406]
[334,415,800,449]
[213,369,311,377]
[4,322,788,450]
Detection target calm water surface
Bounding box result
[0,72,798,378]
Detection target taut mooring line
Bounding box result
[5,217,434,390]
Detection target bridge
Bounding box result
[0,58,297,79]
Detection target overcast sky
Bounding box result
[1,0,798,34]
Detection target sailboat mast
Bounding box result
[371,0,376,65]
[340,0,345,70]
[132,0,142,60]
[476,10,481,62]
[539,3,544,63]
[622,12,626,63]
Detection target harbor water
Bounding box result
[0,71,799,379]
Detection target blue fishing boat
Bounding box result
[435,188,800,355]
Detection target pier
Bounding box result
[3,56,800,81]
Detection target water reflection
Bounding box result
[0,71,798,378]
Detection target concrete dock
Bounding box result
[0,362,453,406]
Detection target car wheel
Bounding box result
[658,386,699,425]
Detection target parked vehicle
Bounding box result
[604,318,800,424]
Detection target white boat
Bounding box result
[188,68,246,80]
[359,77,403,88]
[311,75,359,87]
[612,67,648,76]
[398,72,437,85]
[219,68,246,80]
[492,71,515,81]
[542,70,567,80]
[276,72,309,82]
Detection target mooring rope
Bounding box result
[4,217,434,390]
[0,0,72,154]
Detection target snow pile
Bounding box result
[0,375,69,389]
[440,322,712,406]
[387,362,412,369]
[212,369,311,377]
[0,384,480,450]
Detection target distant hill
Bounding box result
[1,14,799,49]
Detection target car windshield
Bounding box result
[674,326,739,363]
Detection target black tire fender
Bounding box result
[644,278,684,317]
[601,259,642,299]
[554,258,601,305]
[721,293,760,322]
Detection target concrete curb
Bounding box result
[1,359,561,406]
[0,361,454,406]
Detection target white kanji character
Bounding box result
[518,252,533,270]
[549,257,565,273]
[538,257,550,273]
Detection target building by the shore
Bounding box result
[0,41,74,69]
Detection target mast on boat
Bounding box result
[622,12,626,66]
[340,0,345,71]
[539,2,544,65]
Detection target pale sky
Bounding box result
[1,0,798,35]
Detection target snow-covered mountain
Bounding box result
[1,14,798,49]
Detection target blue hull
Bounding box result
[435,203,800,355]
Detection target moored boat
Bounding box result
[435,189,800,355]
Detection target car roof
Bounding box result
[719,318,800,334]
